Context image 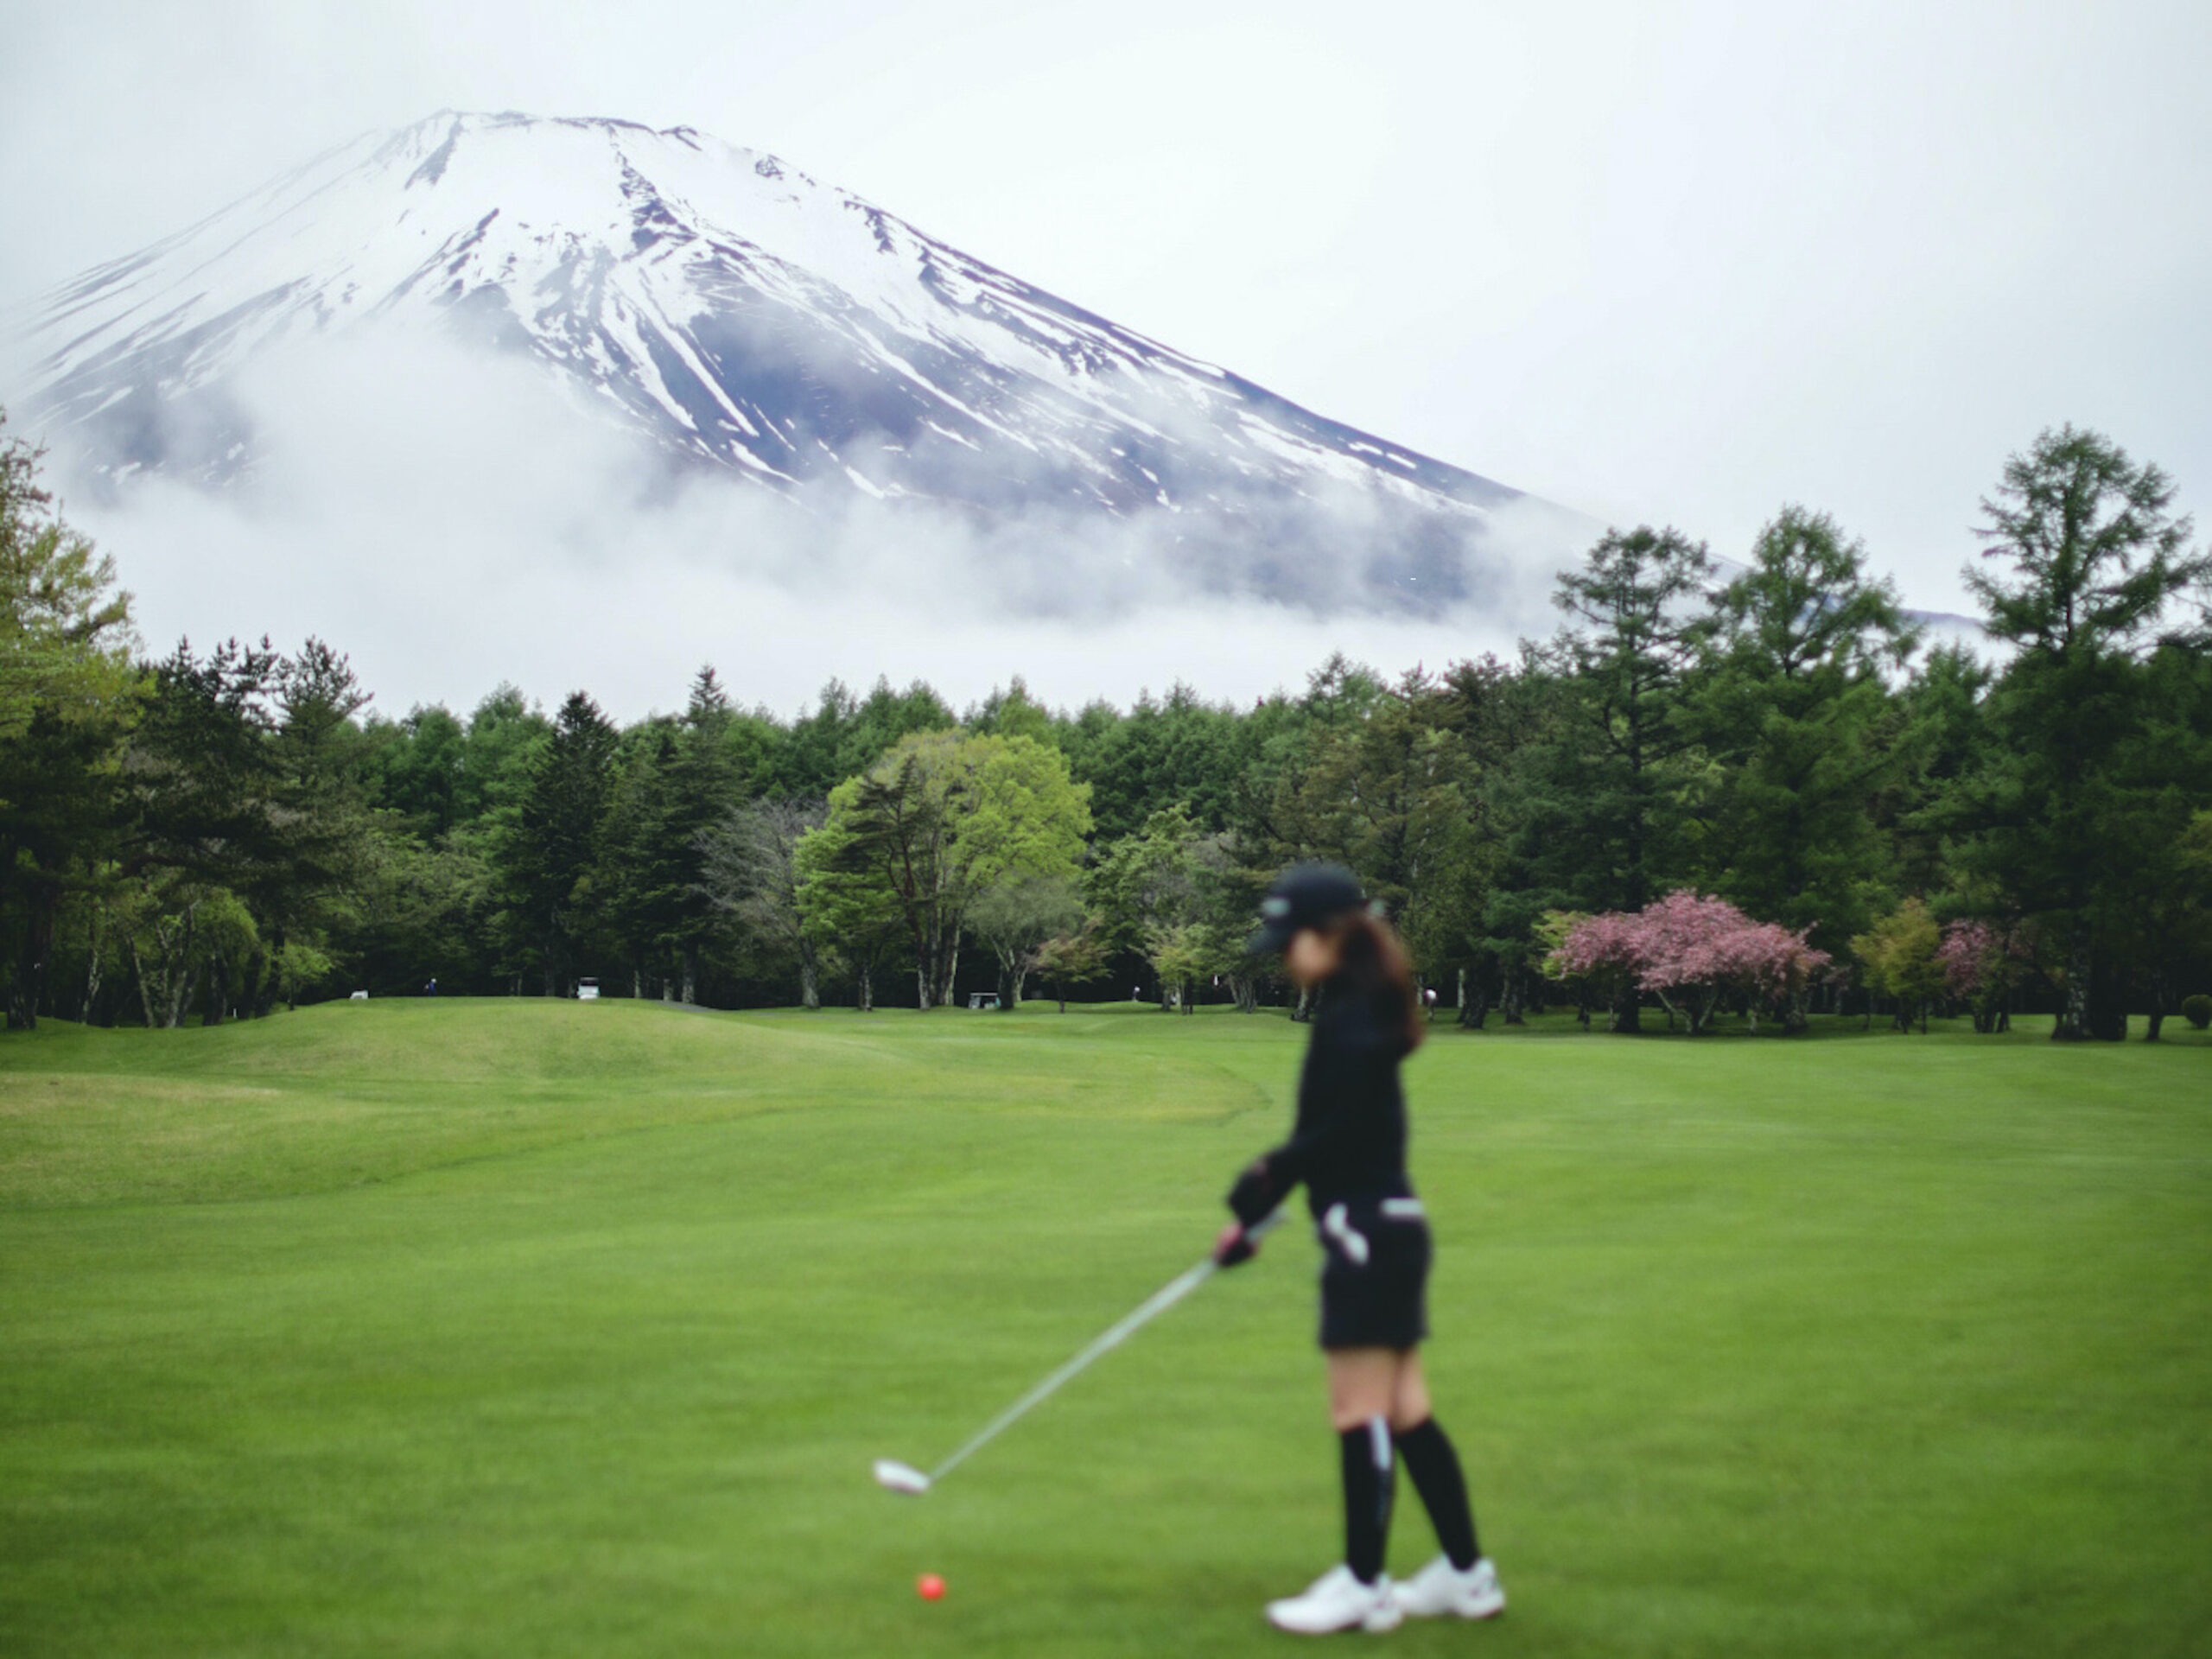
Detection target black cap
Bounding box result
[1247,861,1366,956]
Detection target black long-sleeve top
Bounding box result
[1230,980,1415,1225]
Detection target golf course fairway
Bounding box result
[2,999,2205,1656]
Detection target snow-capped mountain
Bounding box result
[16,111,1567,610]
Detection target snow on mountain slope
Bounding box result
[16,111,1575,612]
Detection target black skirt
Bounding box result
[1316,1196,1431,1351]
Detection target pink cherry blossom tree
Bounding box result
[1936,918,2035,1033]
[1552,891,1832,1035]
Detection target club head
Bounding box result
[874,1459,931,1495]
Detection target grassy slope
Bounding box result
[0,1001,2205,1656]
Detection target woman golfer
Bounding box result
[1214,862,1504,1634]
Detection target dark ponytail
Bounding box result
[1330,907,1426,1053]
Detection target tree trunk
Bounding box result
[237,951,266,1023]
[936,925,962,1010]
[137,905,198,1029]
[2052,921,2092,1041]
[858,959,875,1014]
[1293,983,1314,1023]
[81,903,105,1023]
[1501,959,1525,1026]
[799,941,822,1011]
[682,944,699,1006]
[171,964,195,1029]
[2082,952,2125,1040]
[7,882,56,1031]
[249,921,278,1018]
[1459,980,1490,1030]
[1609,987,1642,1033]
[130,938,157,1031]
[203,948,230,1028]
[918,919,959,1010]
[1782,988,1808,1036]
[172,959,202,1030]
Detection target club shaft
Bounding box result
[926,1211,1281,1484]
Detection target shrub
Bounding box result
[2182,994,2212,1032]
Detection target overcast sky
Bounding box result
[3,0,2207,715]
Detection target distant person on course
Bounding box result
[1213,863,1505,1634]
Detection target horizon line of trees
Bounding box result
[3,410,2209,1040]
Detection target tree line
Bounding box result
[3,412,2208,1039]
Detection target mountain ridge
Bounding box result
[15,110,1580,613]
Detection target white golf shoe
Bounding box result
[1391,1554,1505,1620]
[1265,1564,1403,1634]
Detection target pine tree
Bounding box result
[662,666,746,1001]
[1945,427,2208,1040]
[1683,508,1917,991]
[1504,528,1713,1028]
[499,691,618,995]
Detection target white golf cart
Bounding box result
[576,977,601,1001]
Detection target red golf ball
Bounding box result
[917,1573,946,1601]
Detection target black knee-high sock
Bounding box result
[1338,1417,1394,1584]
[1397,1416,1480,1570]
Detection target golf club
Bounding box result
[874,1211,1282,1495]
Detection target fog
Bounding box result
[62,335,1589,721]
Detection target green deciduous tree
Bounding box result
[967,872,1086,1010]
[1853,897,1945,1033]
[700,797,828,1008]
[815,729,1090,1007]
[0,415,145,1026]
[1033,920,1110,1012]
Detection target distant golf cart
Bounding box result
[576,978,601,1001]
[966,992,1001,1011]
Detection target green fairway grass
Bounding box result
[2,1001,2206,1656]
